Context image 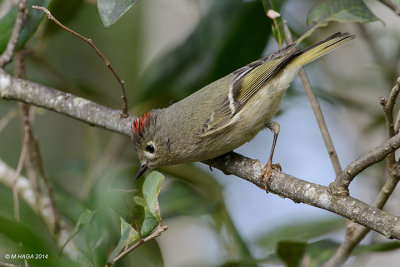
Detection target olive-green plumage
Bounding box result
[132,32,355,172]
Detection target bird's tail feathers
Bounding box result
[291,32,355,67]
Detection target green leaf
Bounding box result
[0,215,56,254]
[0,0,51,54]
[107,218,139,263]
[257,217,346,249]
[353,241,400,254]
[160,180,216,219]
[97,0,137,27]
[141,171,164,220]
[58,209,96,256]
[107,171,164,263]
[307,0,380,26]
[304,240,339,267]
[276,240,307,267]
[305,240,400,267]
[138,0,275,105]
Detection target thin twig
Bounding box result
[0,0,27,68]
[295,23,320,45]
[32,5,129,118]
[325,78,400,267]
[262,1,283,48]
[328,132,400,195]
[282,20,342,176]
[393,78,400,133]
[11,50,28,221]
[14,50,62,234]
[108,225,168,266]
[323,167,400,267]
[0,108,18,134]
[21,104,41,199]
[11,131,28,221]
[380,0,400,15]
[0,159,83,263]
[380,78,400,165]
[31,136,62,235]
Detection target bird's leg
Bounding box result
[259,121,282,192]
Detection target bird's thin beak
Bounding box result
[135,164,148,180]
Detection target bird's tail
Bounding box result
[291,32,355,67]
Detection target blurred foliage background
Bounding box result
[0,0,400,266]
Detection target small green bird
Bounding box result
[132,32,355,188]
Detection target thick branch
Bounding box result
[210,153,400,239]
[2,70,400,239]
[0,69,133,136]
[0,159,79,261]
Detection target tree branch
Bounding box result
[108,225,168,266]
[323,168,400,267]
[0,0,27,67]
[2,70,400,239]
[0,159,80,261]
[328,133,400,195]
[380,0,400,15]
[282,21,342,176]
[324,77,400,266]
[380,77,400,165]
[32,5,129,118]
[0,69,133,136]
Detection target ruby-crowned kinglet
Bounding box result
[132,32,355,182]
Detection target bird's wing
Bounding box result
[201,44,299,136]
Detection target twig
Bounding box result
[393,78,400,133]
[0,0,27,68]
[14,50,62,235]
[0,159,82,262]
[323,167,400,267]
[31,136,62,235]
[11,131,28,221]
[0,108,18,134]
[107,225,168,266]
[4,71,400,239]
[380,0,400,15]
[380,78,400,164]
[15,50,42,198]
[22,104,41,200]
[325,78,400,266]
[282,21,342,176]
[11,50,28,222]
[328,133,400,195]
[32,5,129,118]
[295,23,320,45]
[395,110,400,133]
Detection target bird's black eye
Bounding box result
[145,144,155,153]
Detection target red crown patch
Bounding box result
[131,112,151,137]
